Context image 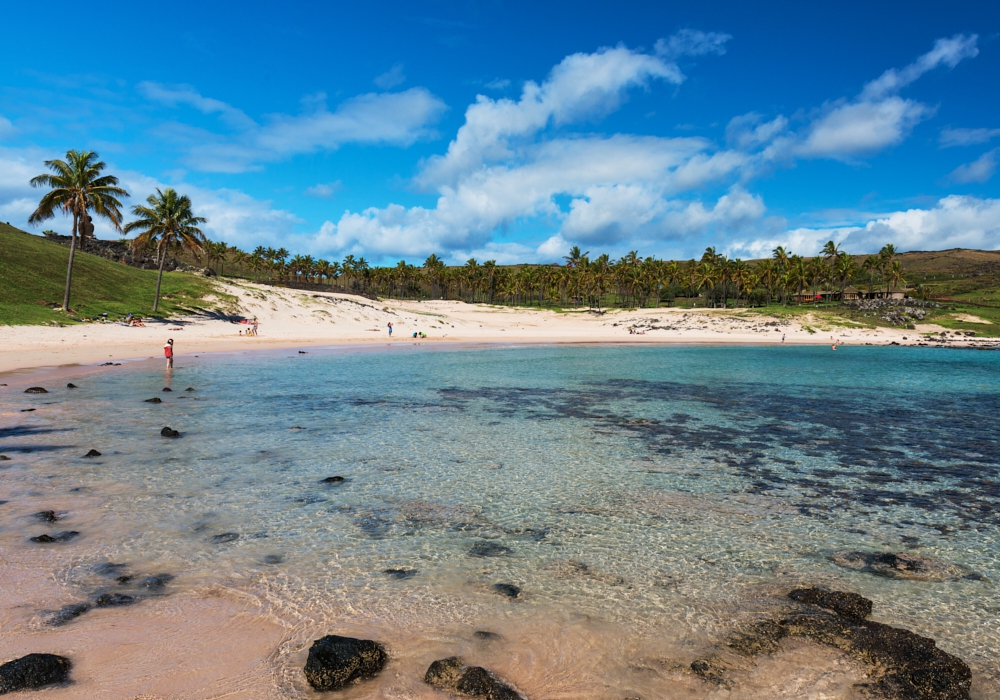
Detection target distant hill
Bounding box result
[0,224,220,326]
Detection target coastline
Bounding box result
[1,279,979,377]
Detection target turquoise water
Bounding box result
[2,344,999,697]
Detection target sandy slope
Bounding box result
[0,280,973,374]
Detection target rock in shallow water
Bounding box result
[145,397,162,403]
[468,542,513,558]
[160,427,180,438]
[83,449,101,457]
[66,383,77,388]
[94,593,136,608]
[830,550,985,582]
[304,635,387,691]
[424,657,527,699]
[492,583,521,599]
[321,475,345,483]
[24,387,47,394]
[383,568,418,579]
[33,510,60,523]
[211,532,240,543]
[789,587,872,621]
[30,531,79,543]
[0,653,71,693]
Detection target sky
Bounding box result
[1,0,998,265]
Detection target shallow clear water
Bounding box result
[2,344,999,698]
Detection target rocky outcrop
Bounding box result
[160,427,180,438]
[830,551,985,582]
[30,531,79,543]
[66,383,78,389]
[691,587,972,699]
[145,397,162,403]
[24,387,47,394]
[424,657,527,699]
[0,653,71,693]
[303,635,387,691]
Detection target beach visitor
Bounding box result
[388,322,393,337]
[164,339,174,369]
[781,334,785,343]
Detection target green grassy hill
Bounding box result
[0,224,222,326]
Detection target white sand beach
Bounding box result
[0,281,965,375]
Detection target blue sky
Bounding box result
[1,0,998,264]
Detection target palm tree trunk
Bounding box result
[153,243,166,313]
[62,212,79,311]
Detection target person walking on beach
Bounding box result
[164,339,174,369]
[387,322,393,337]
[781,333,785,343]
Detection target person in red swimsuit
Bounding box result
[164,339,174,369]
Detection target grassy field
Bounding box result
[0,224,226,326]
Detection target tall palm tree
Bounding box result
[29,150,130,311]
[124,188,207,313]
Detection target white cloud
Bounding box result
[730,195,1000,257]
[949,149,999,184]
[305,181,343,198]
[0,115,16,139]
[654,29,732,58]
[537,234,569,260]
[940,127,1000,148]
[137,81,256,130]
[860,34,978,101]
[796,97,930,159]
[483,78,511,91]
[374,64,406,89]
[140,82,447,173]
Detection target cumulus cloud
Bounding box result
[940,127,1000,148]
[140,82,447,172]
[949,149,999,183]
[374,64,406,89]
[304,181,343,198]
[795,97,930,159]
[0,115,16,139]
[730,195,1000,258]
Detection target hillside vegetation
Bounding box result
[0,224,222,326]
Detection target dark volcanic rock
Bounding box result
[145,397,162,403]
[138,574,174,589]
[66,383,78,389]
[263,554,283,565]
[303,635,387,691]
[0,653,71,692]
[321,476,345,483]
[162,387,172,392]
[94,593,136,608]
[83,449,102,457]
[24,387,48,394]
[185,387,195,391]
[94,562,128,577]
[693,589,972,699]
[116,575,135,584]
[383,568,418,579]
[424,657,527,699]
[48,603,92,626]
[160,427,180,438]
[830,550,982,582]
[211,532,240,543]
[0,455,9,460]
[474,631,503,641]
[30,531,79,543]
[492,583,521,599]
[33,510,60,523]
[20,409,36,412]
[789,587,872,620]
[469,541,513,558]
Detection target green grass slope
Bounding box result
[0,224,222,326]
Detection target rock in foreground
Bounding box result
[788,586,872,620]
[304,635,387,691]
[24,387,48,394]
[0,653,71,693]
[425,657,527,699]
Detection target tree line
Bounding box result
[28,149,907,313]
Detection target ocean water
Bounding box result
[2,343,999,698]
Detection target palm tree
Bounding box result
[29,150,130,311]
[886,260,906,295]
[862,255,881,298]
[124,188,207,313]
[833,252,857,301]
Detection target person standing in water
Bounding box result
[164,339,174,369]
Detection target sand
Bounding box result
[2,280,973,375]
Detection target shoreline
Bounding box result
[3,280,991,378]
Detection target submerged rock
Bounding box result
[789,587,872,621]
[162,387,172,392]
[469,541,513,558]
[492,583,521,599]
[303,635,387,691]
[160,427,180,438]
[138,574,174,589]
[185,387,196,391]
[321,476,345,483]
[0,653,71,692]
[30,531,79,543]
[474,631,503,641]
[692,587,972,699]
[211,532,240,543]
[263,554,284,565]
[66,383,78,389]
[424,657,527,699]
[94,593,136,608]
[145,397,162,403]
[830,550,984,582]
[32,510,60,523]
[83,449,102,457]
[24,387,48,394]
[383,568,418,579]
[48,602,91,626]
[0,455,9,460]
[93,562,129,577]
